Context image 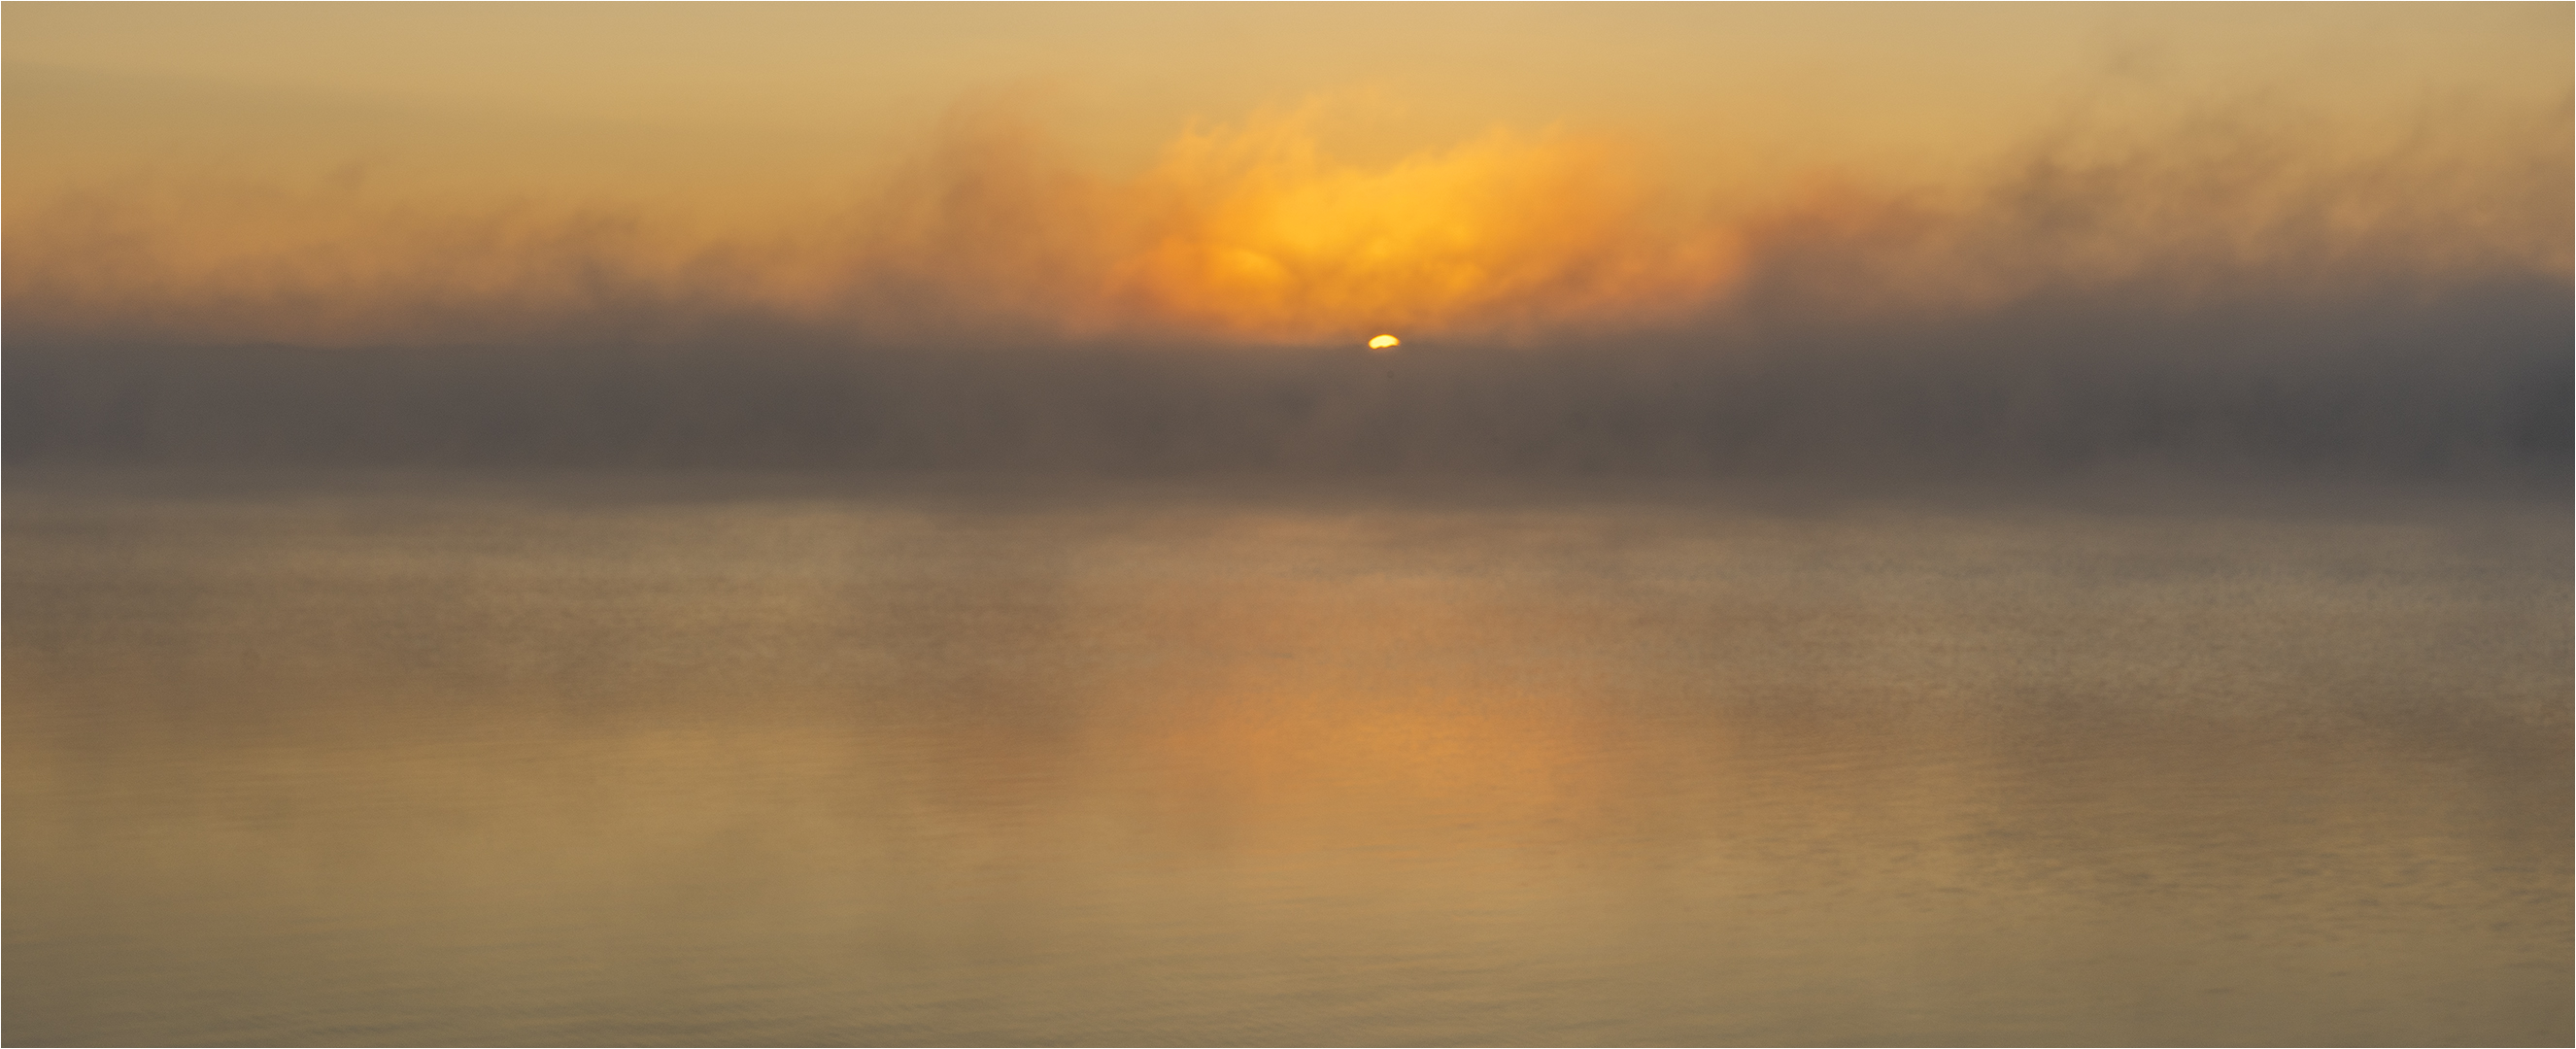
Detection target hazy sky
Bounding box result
[6,3,2568,346]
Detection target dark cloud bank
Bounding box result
[10,271,2565,492]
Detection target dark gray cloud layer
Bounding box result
[10,272,2565,487]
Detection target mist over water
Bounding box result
[6,471,2567,1046]
[10,274,2569,485]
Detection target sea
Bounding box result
[7,469,2567,1046]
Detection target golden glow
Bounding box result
[1134,693,1614,858]
[1368,334,1401,351]
[1091,110,1741,342]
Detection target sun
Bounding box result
[1368,334,1401,352]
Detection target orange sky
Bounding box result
[6,3,2567,347]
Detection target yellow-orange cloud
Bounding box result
[818,100,1744,344]
[4,92,2563,348]
[1098,109,1740,342]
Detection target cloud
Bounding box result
[1094,104,1737,342]
[1722,91,2573,323]
[11,88,2559,349]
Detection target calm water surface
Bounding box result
[8,473,2568,1046]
